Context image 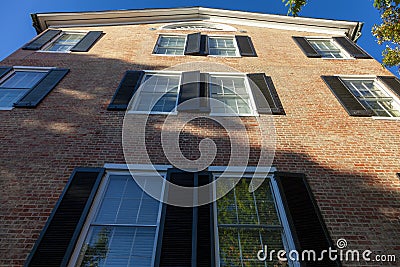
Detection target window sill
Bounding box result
[372,116,400,121]
[127,111,178,115]
[37,50,72,54]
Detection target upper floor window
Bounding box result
[42,32,86,52]
[322,75,400,118]
[307,38,348,59]
[153,35,186,55]
[22,29,103,52]
[153,34,256,57]
[108,70,285,115]
[293,36,372,59]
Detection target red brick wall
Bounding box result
[0,23,399,266]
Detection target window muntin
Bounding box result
[154,35,186,55]
[0,69,47,109]
[210,75,255,115]
[215,178,286,267]
[308,39,347,59]
[342,78,400,117]
[208,37,239,57]
[42,32,85,52]
[131,73,181,113]
[76,175,163,267]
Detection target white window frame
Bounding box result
[128,71,182,115]
[306,37,352,59]
[207,35,240,58]
[211,170,299,267]
[160,21,237,31]
[68,170,166,267]
[39,31,87,53]
[208,72,258,117]
[0,66,51,110]
[339,75,400,119]
[152,34,187,56]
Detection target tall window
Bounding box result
[154,35,186,55]
[308,39,347,59]
[42,32,85,52]
[75,175,163,267]
[0,69,47,109]
[208,37,239,57]
[342,78,400,117]
[210,75,255,115]
[130,73,181,113]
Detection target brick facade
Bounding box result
[0,13,399,266]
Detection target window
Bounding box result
[0,68,47,109]
[208,37,239,57]
[153,34,256,57]
[307,39,347,59]
[210,74,255,115]
[75,174,163,267]
[42,32,86,52]
[161,22,237,31]
[154,35,186,55]
[130,73,181,113]
[342,78,400,117]
[215,178,287,266]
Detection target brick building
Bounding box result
[0,7,399,267]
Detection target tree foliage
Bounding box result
[283,0,400,72]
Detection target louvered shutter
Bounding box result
[107,70,144,110]
[178,71,202,112]
[377,76,400,99]
[0,66,12,80]
[333,37,372,59]
[247,73,285,115]
[322,76,373,117]
[70,31,103,52]
[235,36,257,57]
[22,29,61,50]
[14,68,69,108]
[185,33,202,55]
[397,173,400,179]
[200,35,209,55]
[292,36,321,58]
[25,168,105,267]
[275,172,341,267]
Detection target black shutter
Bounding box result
[292,36,321,58]
[178,71,202,112]
[14,68,69,108]
[70,31,103,52]
[322,76,373,117]
[235,36,257,57]
[0,66,12,80]
[397,173,400,180]
[22,29,61,50]
[275,172,341,267]
[200,35,209,55]
[377,76,400,99]
[333,37,372,59]
[25,167,105,267]
[185,33,202,55]
[107,70,144,110]
[247,73,285,115]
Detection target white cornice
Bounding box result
[31,7,362,40]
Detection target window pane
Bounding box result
[44,33,85,52]
[309,39,344,59]
[156,36,185,55]
[208,37,238,56]
[0,71,46,89]
[0,89,29,108]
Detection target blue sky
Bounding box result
[0,0,396,75]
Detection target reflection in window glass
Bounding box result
[0,70,47,108]
[216,179,286,267]
[343,79,400,117]
[77,175,162,267]
[154,36,186,55]
[210,75,253,115]
[208,37,238,57]
[132,74,180,113]
[44,33,85,52]
[308,39,346,59]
